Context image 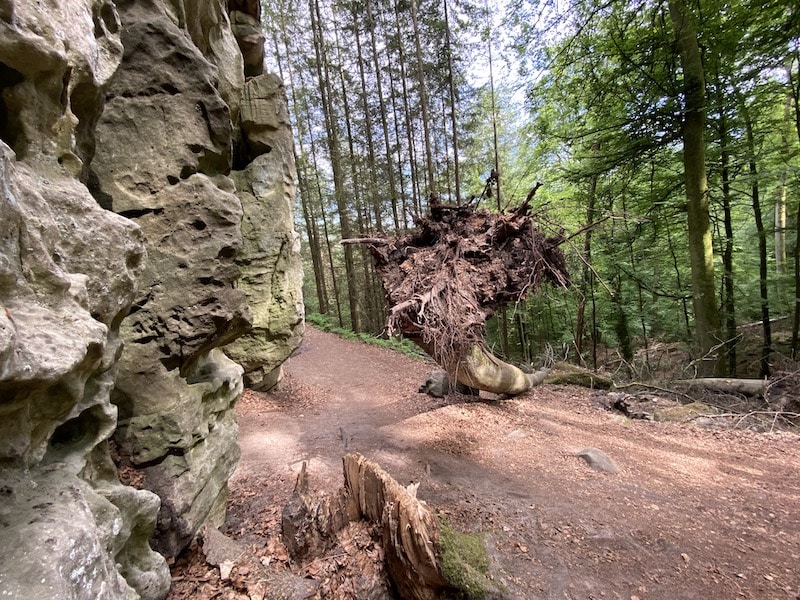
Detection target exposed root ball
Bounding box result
[346,200,570,373]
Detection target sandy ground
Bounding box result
[169,325,800,599]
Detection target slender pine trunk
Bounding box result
[739,94,772,377]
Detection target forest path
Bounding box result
[225,325,800,599]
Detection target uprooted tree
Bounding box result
[344,190,571,395]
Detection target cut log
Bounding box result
[674,378,767,396]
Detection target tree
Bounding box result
[309,0,363,332]
[345,195,569,394]
[668,0,722,375]
[410,0,435,195]
[263,0,800,380]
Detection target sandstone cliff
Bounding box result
[0,0,302,597]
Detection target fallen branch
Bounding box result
[509,182,542,216]
[689,410,800,432]
[613,381,696,403]
[690,410,800,420]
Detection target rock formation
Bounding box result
[0,1,170,597]
[225,74,304,391]
[90,0,252,559]
[0,0,303,596]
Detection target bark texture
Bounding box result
[669,0,723,375]
[281,454,453,599]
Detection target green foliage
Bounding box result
[305,312,427,359]
[275,0,800,377]
[496,0,800,373]
[437,518,492,599]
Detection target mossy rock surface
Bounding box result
[438,518,493,599]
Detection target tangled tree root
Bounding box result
[345,193,570,395]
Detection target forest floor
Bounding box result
[168,325,800,600]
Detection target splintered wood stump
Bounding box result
[342,453,449,600]
[281,454,450,600]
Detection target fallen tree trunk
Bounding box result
[674,378,767,396]
[345,194,570,395]
[543,361,614,389]
[451,344,550,395]
[413,337,548,395]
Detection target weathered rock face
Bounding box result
[1,0,304,595]
[225,74,304,391]
[229,2,265,78]
[90,0,252,559]
[182,0,245,130]
[0,0,170,597]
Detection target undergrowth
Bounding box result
[305,312,427,360]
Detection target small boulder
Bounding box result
[575,448,619,473]
[418,371,478,398]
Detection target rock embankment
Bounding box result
[0,0,302,597]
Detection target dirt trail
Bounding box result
[223,326,800,599]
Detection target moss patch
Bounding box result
[544,362,614,389]
[653,401,715,422]
[438,518,492,599]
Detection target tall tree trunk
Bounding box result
[273,27,329,315]
[668,0,722,375]
[334,16,374,331]
[576,144,599,367]
[718,106,737,376]
[622,189,649,369]
[351,8,383,233]
[613,273,633,363]
[739,94,772,378]
[664,213,692,338]
[443,0,461,202]
[790,54,800,358]
[366,0,401,231]
[392,0,421,221]
[306,102,344,325]
[310,0,362,332]
[775,91,792,281]
[410,0,435,194]
[389,76,410,230]
[298,159,328,314]
[775,180,787,275]
[440,98,453,199]
[483,17,509,357]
